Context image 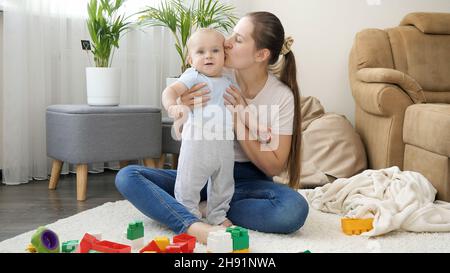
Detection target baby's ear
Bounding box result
[187,56,192,65]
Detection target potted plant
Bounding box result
[138,0,237,82]
[85,0,132,106]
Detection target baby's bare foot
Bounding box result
[220,218,233,227]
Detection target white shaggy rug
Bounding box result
[1,192,450,253]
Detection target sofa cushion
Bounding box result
[387,27,450,93]
[355,29,394,70]
[400,12,450,35]
[403,104,450,157]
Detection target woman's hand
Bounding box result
[179,83,211,110]
[223,85,248,109]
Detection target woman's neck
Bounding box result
[235,65,268,100]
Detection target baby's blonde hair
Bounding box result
[186,28,225,53]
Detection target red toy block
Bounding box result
[139,240,161,253]
[173,242,190,253]
[93,240,131,253]
[166,244,182,253]
[79,233,98,253]
[79,233,131,253]
[173,233,196,253]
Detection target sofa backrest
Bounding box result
[355,12,450,103]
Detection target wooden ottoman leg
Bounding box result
[143,158,157,168]
[157,154,166,169]
[76,164,88,201]
[172,154,179,169]
[119,161,130,169]
[49,159,63,190]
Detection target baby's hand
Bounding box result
[168,105,189,119]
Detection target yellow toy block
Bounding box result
[26,244,37,253]
[341,218,374,235]
[233,248,250,253]
[154,236,170,251]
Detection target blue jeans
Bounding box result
[115,161,309,234]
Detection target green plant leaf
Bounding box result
[86,0,131,67]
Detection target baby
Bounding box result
[162,28,235,226]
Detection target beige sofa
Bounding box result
[349,12,450,201]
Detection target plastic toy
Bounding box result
[30,226,60,253]
[79,233,131,253]
[139,233,196,253]
[207,230,233,253]
[62,240,79,253]
[127,221,144,240]
[154,236,170,251]
[226,226,249,253]
[341,218,374,235]
[140,240,161,253]
[173,234,196,253]
[26,244,36,253]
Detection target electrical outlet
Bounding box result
[81,40,91,51]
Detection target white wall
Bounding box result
[0,11,3,169]
[230,0,450,124]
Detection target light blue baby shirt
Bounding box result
[177,68,234,138]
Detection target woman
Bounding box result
[115,11,308,244]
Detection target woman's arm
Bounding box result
[234,113,291,177]
[225,86,291,177]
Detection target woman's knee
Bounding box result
[275,191,309,234]
[115,165,141,193]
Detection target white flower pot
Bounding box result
[86,67,121,106]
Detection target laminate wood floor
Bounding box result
[0,169,123,241]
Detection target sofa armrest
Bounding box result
[356,68,426,104]
[351,80,415,116]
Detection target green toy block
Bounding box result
[30,226,60,253]
[127,220,144,240]
[226,226,249,251]
[62,240,79,253]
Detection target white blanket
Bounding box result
[305,167,450,236]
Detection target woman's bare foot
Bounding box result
[220,218,233,228]
[186,222,225,245]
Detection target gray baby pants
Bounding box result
[174,138,234,225]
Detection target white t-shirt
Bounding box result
[232,72,295,162]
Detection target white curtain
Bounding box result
[2,0,180,185]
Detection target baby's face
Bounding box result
[188,32,225,77]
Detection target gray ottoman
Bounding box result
[46,105,161,201]
[161,117,181,169]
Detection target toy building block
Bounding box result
[127,237,144,250]
[127,220,144,240]
[80,233,131,253]
[26,244,37,253]
[207,230,233,253]
[166,244,182,253]
[154,236,170,252]
[93,240,131,253]
[341,218,374,235]
[139,240,161,253]
[79,233,97,253]
[87,231,102,240]
[173,233,196,253]
[62,240,79,253]
[226,226,249,252]
[174,241,191,253]
[30,226,60,253]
